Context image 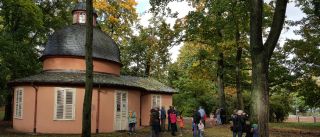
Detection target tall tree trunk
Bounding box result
[250,0,287,137]
[217,52,226,109]
[235,39,244,110]
[82,0,93,136]
[250,51,269,137]
[145,58,151,76]
[3,90,13,121]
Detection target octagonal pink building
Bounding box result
[9,2,175,134]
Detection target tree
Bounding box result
[0,0,44,120]
[169,42,216,116]
[81,0,93,136]
[249,0,287,136]
[93,0,138,72]
[123,12,180,82]
[283,0,320,110]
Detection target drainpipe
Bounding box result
[139,92,147,126]
[32,83,38,134]
[96,84,101,133]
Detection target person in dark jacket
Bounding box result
[220,108,227,124]
[160,106,166,131]
[231,110,245,137]
[167,106,173,131]
[192,108,201,137]
[150,108,160,137]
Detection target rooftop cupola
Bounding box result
[72,2,98,26]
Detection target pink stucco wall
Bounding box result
[98,88,115,132]
[42,57,120,75]
[141,94,151,126]
[140,94,172,126]
[127,90,141,128]
[13,86,35,132]
[12,86,153,134]
[30,86,98,133]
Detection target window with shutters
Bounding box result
[79,12,86,23]
[151,95,161,108]
[14,88,23,119]
[54,88,76,120]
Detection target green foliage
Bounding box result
[0,0,71,108]
[122,13,180,83]
[283,0,320,109]
[1,0,43,40]
[269,93,292,122]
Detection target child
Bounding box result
[128,111,137,135]
[252,124,258,137]
[198,120,205,137]
[176,115,185,136]
[209,112,215,127]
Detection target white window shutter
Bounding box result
[151,95,161,108]
[65,90,74,119]
[14,88,23,119]
[156,95,160,107]
[56,89,65,119]
[55,88,75,120]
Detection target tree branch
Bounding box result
[265,0,288,60]
[250,0,264,52]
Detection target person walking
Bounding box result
[150,108,160,137]
[170,111,178,136]
[160,106,166,132]
[128,110,137,135]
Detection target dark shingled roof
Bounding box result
[9,71,176,93]
[41,24,121,64]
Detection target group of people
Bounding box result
[128,106,259,137]
[230,110,258,137]
[192,106,206,137]
[150,106,185,137]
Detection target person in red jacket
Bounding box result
[170,111,177,136]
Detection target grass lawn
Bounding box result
[0,109,319,137]
[270,122,320,130]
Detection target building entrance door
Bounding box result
[114,91,128,130]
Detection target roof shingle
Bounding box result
[9,71,176,93]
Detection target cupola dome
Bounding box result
[40,2,121,64]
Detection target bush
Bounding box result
[269,94,291,122]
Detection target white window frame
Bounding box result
[14,88,23,119]
[151,94,161,109]
[53,87,76,120]
[79,12,86,23]
[113,90,128,130]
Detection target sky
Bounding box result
[135,0,306,62]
